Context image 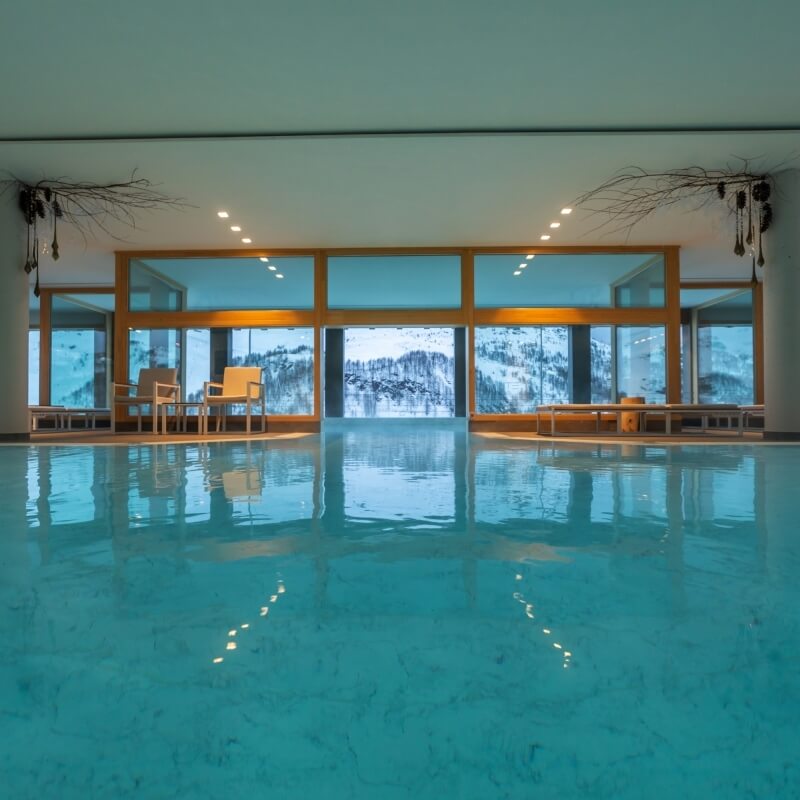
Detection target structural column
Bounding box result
[763,169,800,439]
[0,189,31,439]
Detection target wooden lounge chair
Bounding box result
[202,366,266,435]
[112,367,180,433]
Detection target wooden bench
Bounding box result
[536,403,744,437]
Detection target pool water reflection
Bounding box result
[1,426,799,799]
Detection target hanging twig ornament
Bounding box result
[1,172,188,294]
[573,160,781,271]
[51,197,61,261]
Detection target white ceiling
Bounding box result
[2,0,800,287]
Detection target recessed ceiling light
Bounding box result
[241,238,252,244]
[549,221,561,228]
[268,265,276,271]
[526,254,535,260]
[259,257,269,262]
[561,207,573,215]
[217,211,229,218]
[275,273,284,279]
[540,234,551,241]
[513,270,522,276]
[230,225,241,232]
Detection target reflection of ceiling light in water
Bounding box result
[217,211,229,218]
[561,207,572,215]
[213,657,224,664]
[526,254,535,260]
[275,274,284,279]
[268,265,276,271]
[549,221,561,228]
[540,234,551,241]
[241,238,252,244]
[226,642,237,650]
[259,257,269,262]
[230,225,241,232]
[514,270,522,276]
[519,263,527,268]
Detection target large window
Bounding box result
[343,328,455,417]
[475,326,612,413]
[116,247,685,422]
[178,327,314,415]
[231,328,314,415]
[680,288,754,405]
[51,294,113,408]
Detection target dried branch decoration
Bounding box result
[0,172,188,296]
[573,162,776,282]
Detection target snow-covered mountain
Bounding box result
[344,328,454,417]
[475,327,613,412]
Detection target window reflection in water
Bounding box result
[19,437,766,584]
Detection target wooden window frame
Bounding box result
[113,245,687,426]
[679,280,763,404]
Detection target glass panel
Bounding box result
[475,327,568,413]
[51,294,112,408]
[185,329,211,403]
[474,253,665,308]
[28,329,40,405]
[328,255,461,309]
[343,328,455,417]
[230,328,314,415]
[128,329,180,382]
[590,326,613,403]
[475,326,612,412]
[697,328,754,404]
[130,257,313,311]
[682,288,754,404]
[613,258,665,307]
[680,322,692,403]
[129,260,183,311]
[616,325,666,403]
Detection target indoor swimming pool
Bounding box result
[1,424,798,798]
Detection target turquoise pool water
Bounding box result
[1,425,799,798]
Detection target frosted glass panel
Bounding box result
[475,253,665,308]
[344,328,455,417]
[131,257,314,310]
[129,261,183,311]
[328,256,461,309]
